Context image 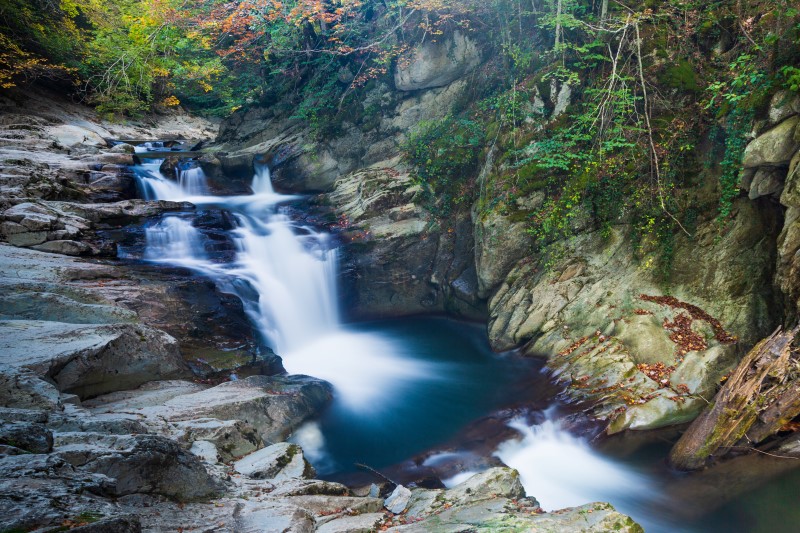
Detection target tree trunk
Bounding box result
[668,326,800,471]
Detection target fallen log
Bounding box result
[668,326,800,471]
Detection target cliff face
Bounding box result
[214,30,800,433]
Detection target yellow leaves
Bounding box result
[161,95,180,106]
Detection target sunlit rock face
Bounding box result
[394,31,483,91]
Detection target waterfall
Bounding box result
[144,216,207,264]
[176,166,209,197]
[134,155,430,409]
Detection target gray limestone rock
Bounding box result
[394,31,482,91]
[0,421,53,453]
[0,321,190,399]
[234,442,315,480]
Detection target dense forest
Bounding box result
[3,0,798,269]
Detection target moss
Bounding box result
[659,59,700,93]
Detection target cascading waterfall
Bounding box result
[135,157,428,408]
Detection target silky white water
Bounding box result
[135,160,430,406]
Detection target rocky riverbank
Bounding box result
[0,89,642,531]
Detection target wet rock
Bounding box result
[0,321,190,399]
[234,442,315,480]
[394,31,482,91]
[0,421,53,453]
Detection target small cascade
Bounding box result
[232,212,339,354]
[144,216,207,264]
[494,416,654,512]
[176,165,209,196]
[251,164,275,195]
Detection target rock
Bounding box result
[473,208,534,298]
[385,484,412,514]
[395,31,482,91]
[743,115,800,168]
[31,239,92,255]
[1,220,48,246]
[316,513,385,533]
[0,453,118,531]
[487,197,778,432]
[233,501,315,533]
[385,468,640,532]
[0,291,137,324]
[0,421,53,453]
[768,90,800,125]
[64,434,223,501]
[551,80,573,119]
[747,166,785,199]
[110,143,136,154]
[173,417,263,462]
[0,363,63,409]
[69,516,142,533]
[0,321,190,399]
[46,124,106,148]
[90,375,333,444]
[234,442,315,480]
[189,440,219,464]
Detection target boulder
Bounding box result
[234,442,315,480]
[59,433,223,501]
[385,484,413,514]
[0,362,62,409]
[395,31,482,91]
[91,375,333,444]
[31,239,92,255]
[0,321,190,399]
[0,421,53,453]
[383,468,641,532]
[768,90,800,125]
[743,115,800,168]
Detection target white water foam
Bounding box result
[494,417,654,511]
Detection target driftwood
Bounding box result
[668,325,800,471]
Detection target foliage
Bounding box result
[404,116,486,216]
